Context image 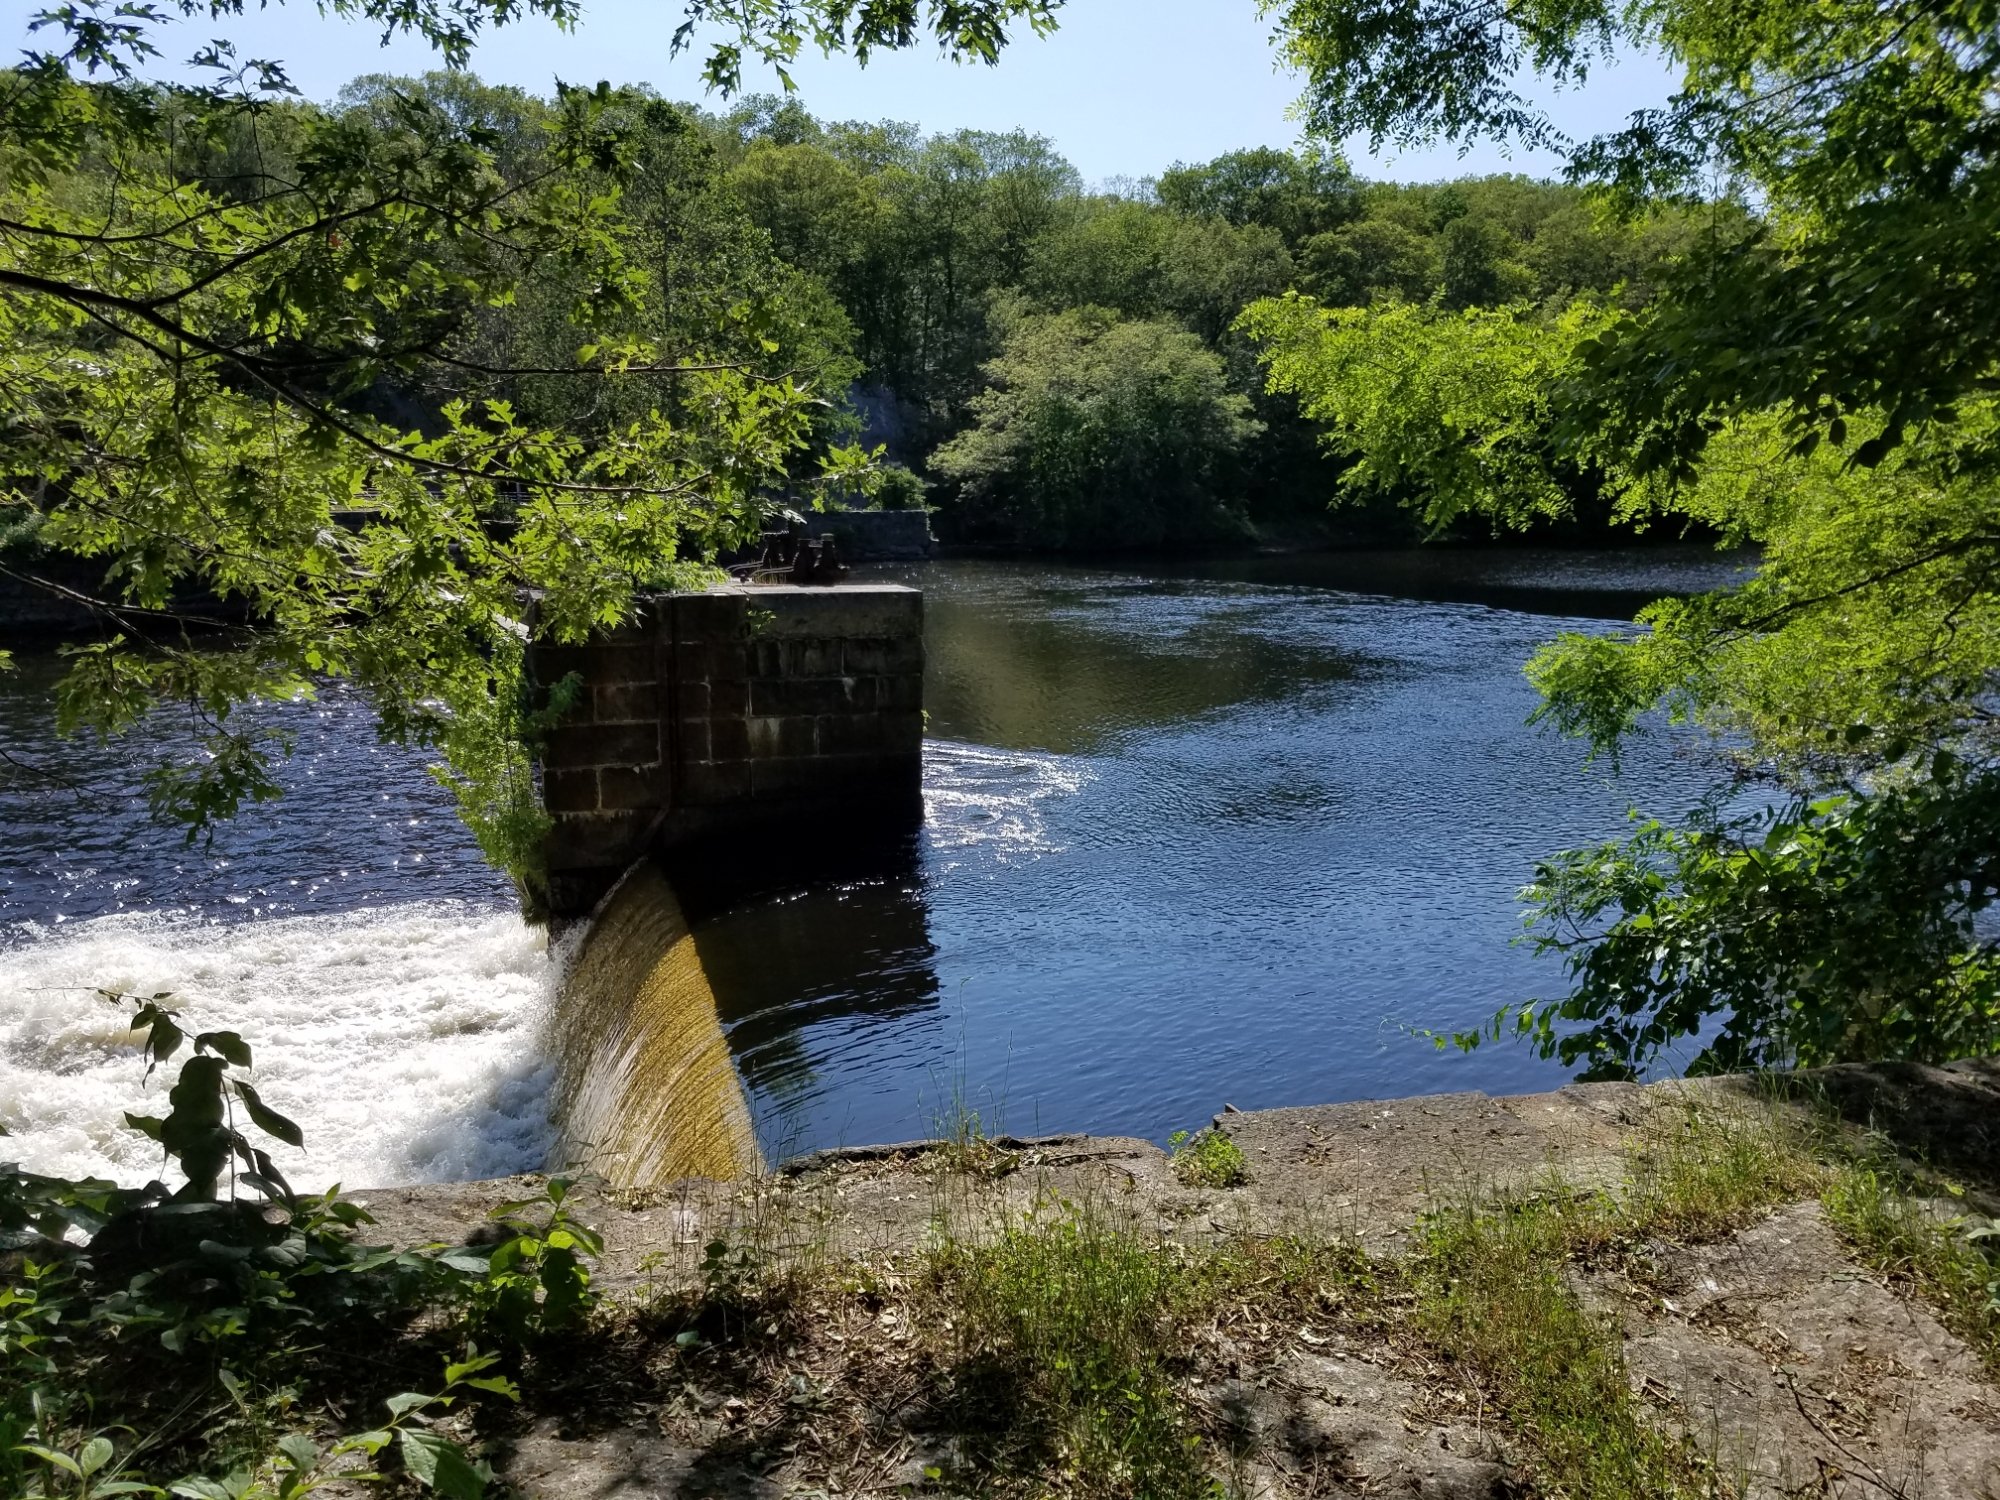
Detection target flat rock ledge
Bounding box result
[355,1061,2000,1498]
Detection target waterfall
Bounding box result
[548,863,762,1186]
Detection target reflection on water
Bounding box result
[704,552,1745,1155]
[922,572,1366,755]
[0,547,1751,1183]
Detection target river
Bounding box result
[0,548,1747,1186]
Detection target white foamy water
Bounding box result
[0,903,557,1191]
[922,740,1091,860]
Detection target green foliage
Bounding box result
[931,306,1259,548]
[1025,199,1292,345]
[710,92,1689,546]
[441,1179,604,1343]
[1496,765,2000,1080]
[1295,217,1437,305]
[12,0,1707,829]
[153,1352,520,1500]
[1265,0,1618,157]
[1527,406,2000,774]
[11,1430,156,1500]
[870,463,927,511]
[1247,0,2000,1077]
[932,1202,1210,1498]
[114,992,301,1202]
[1257,297,2000,1078]
[1240,294,1624,531]
[670,0,1064,95]
[4,13,873,898]
[1155,145,1357,246]
[1166,1128,1248,1189]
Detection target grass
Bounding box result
[1409,1192,1708,1498]
[928,1062,1019,1179]
[34,1080,2000,1500]
[1389,1098,1828,1500]
[616,1090,1866,1498]
[1623,1092,1831,1238]
[668,1094,1834,1497]
[1823,1160,2000,1379]
[913,1200,1379,1497]
[928,1201,1212,1497]
[1169,1128,1249,1189]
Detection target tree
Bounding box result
[1247,0,2000,1074]
[3,1,890,908]
[1265,0,2000,482]
[1296,218,1437,305]
[1436,215,1531,308]
[1156,146,1358,246]
[1240,296,1624,530]
[1026,200,1291,345]
[730,137,882,281]
[930,307,1260,549]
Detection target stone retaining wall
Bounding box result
[533,583,924,916]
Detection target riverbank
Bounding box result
[351,1060,2000,1498]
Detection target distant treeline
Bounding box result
[107,73,1735,552]
[704,94,1738,549]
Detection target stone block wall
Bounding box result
[533,584,924,917]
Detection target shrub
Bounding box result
[1168,1127,1249,1188]
[870,464,927,511]
[930,306,1260,549]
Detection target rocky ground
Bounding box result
[355,1062,2000,1499]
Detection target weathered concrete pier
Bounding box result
[531,583,924,917]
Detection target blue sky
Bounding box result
[26,0,1680,184]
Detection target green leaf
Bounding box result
[16,1443,83,1476]
[231,1081,304,1149]
[196,1032,252,1068]
[81,1436,114,1476]
[133,1007,186,1076]
[398,1430,486,1499]
[444,1350,498,1385]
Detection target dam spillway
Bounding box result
[550,862,762,1186]
[529,580,930,1185]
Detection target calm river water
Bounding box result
[0,549,1747,1185]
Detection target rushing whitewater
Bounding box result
[0,902,556,1191]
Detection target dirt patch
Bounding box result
[1591,1201,2000,1499]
